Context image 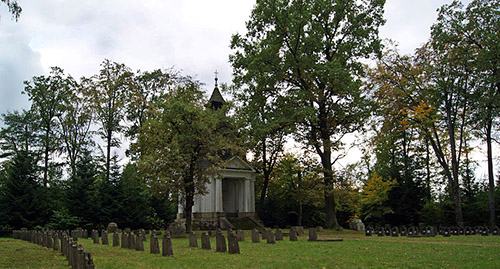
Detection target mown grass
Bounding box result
[2,229,500,268]
[0,238,68,268]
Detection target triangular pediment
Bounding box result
[224,156,255,171]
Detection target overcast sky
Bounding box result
[0,0,473,116]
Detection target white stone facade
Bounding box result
[177,156,257,227]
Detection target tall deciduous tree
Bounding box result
[137,81,233,233]
[58,79,94,176]
[368,45,437,225]
[433,0,500,226]
[370,40,475,226]
[23,67,73,186]
[0,110,39,158]
[229,64,294,212]
[85,60,133,182]
[230,0,385,228]
[126,69,184,159]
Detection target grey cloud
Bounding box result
[0,27,43,115]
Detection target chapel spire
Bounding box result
[209,70,225,110]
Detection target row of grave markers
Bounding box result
[85,228,175,257]
[365,225,500,237]
[12,225,324,265]
[12,229,95,269]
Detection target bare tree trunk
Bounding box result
[321,146,339,229]
[184,181,195,234]
[106,130,112,182]
[258,140,270,212]
[297,170,303,226]
[486,121,496,226]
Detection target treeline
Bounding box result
[0,62,183,231]
[1,0,499,231]
[229,0,500,229]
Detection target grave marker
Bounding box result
[150,234,160,254]
[492,226,499,236]
[121,232,128,248]
[227,230,240,254]
[201,232,211,250]
[162,232,174,256]
[391,227,399,237]
[113,231,120,246]
[102,230,109,245]
[252,228,260,243]
[289,227,298,241]
[189,232,198,247]
[275,228,283,241]
[267,229,276,244]
[129,232,136,249]
[377,227,385,236]
[308,228,317,241]
[215,229,227,253]
[237,229,245,242]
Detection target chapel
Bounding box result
[176,75,259,230]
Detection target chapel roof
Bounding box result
[209,72,224,109]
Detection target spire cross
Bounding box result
[214,70,219,87]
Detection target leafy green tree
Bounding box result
[230,73,294,212]
[126,69,178,138]
[137,81,233,232]
[433,0,500,226]
[273,153,323,226]
[1,0,21,21]
[369,40,476,226]
[58,81,94,176]
[367,46,434,225]
[230,0,385,228]
[0,110,39,158]
[85,60,133,182]
[23,67,73,186]
[125,69,190,160]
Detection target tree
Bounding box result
[65,150,99,228]
[0,151,49,229]
[229,68,295,212]
[360,172,396,224]
[137,81,233,232]
[369,38,477,226]
[85,59,133,182]
[367,45,435,225]
[117,163,153,229]
[58,80,94,176]
[23,67,73,186]
[126,69,186,160]
[273,153,323,226]
[0,110,39,158]
[433,0,500,227]
[1,0,21,21]
[230,0,385,228]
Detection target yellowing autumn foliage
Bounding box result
[360,172,397,222]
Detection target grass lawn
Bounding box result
[2,229,500,268]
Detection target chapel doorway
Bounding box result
[222,178,239,217]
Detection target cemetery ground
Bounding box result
[2,229,500,268]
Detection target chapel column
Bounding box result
[215,178,223,212]
[244,178,251,212]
